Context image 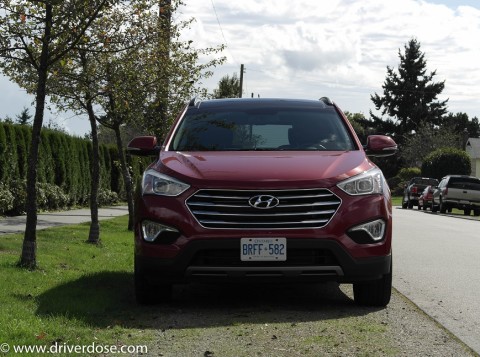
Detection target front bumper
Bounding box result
[135,238,392,285]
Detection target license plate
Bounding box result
[240,238,287,261]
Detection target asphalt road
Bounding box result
[392,207,480,354]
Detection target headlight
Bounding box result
[142,169,190,196]
[337,168,384,196]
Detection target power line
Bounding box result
[210,0,237,65]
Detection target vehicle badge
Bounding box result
[248,195,280,209]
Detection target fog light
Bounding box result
[349,219,386,242]
[142,220,179,243]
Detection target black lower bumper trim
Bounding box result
[136,238,391,284]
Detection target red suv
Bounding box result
[128,98,397,306]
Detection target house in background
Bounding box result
[466,138,480,177]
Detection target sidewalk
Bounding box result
[0,206,128,235]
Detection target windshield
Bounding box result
[170,107,356,151]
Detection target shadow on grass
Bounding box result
[35,272,136,328]
[35,271,381,330]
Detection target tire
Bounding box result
[407,199,414,209]
[134,258,172,305]
[423,204,427,211]
[474,209,480,217]
[417,203,422,210]
[353,261,392,307]
[439,197,447,214]
[464,209,471,216]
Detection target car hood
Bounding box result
[155,151,374,189]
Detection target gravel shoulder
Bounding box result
[138,282,477,357]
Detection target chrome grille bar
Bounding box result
[186,188,341,229]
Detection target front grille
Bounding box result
[186,188,341,229]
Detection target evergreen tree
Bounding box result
[370,38,448,143]
[15,107,32,125]
[0,124,7,183]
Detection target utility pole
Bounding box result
[239,64,244,98]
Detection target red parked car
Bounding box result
[128,97,397,306]
[418,185,435,211]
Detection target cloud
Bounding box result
[178,0,480,117]
[2,0,480,136]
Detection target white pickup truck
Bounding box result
[432,175,480,216]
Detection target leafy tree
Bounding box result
[370,38,448,143]
[50,0,225,230]
[46,1,154,239]
[97,123,143,146]
[0,0,113,269]
[141,0,226,139]
[400,123,459,167]
[213,73,240,99]
[344,112,376,143]
[442,112,480,141]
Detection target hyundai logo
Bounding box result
[249,195,280,209]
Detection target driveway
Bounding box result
[0,206,128,234]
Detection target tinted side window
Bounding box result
[412,178,439,186]
[448,177,480,190]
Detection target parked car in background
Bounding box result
[402,177,439,209]
[432,175,480,216]
[128,97,398,307]
[418,185,435,211]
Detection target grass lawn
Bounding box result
[0,216,155,355]
[391,196,402,207]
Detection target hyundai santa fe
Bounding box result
[127,97,398,306]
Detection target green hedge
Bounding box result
[421,147,471,180]
[387,167,422,196]
[0,122,149,215]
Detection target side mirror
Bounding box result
[127,136,160,156]
[364,135,398,157]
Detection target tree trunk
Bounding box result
[87,102,100,244]
[20,4,53,269]
[157,0,172,138]
[114,124,134,230]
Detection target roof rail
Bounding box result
[188,97,201,107]
[319,97,333,106]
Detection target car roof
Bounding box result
[188,98,334,111]
[443,175,476,178]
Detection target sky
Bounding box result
[1,0,480,137]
